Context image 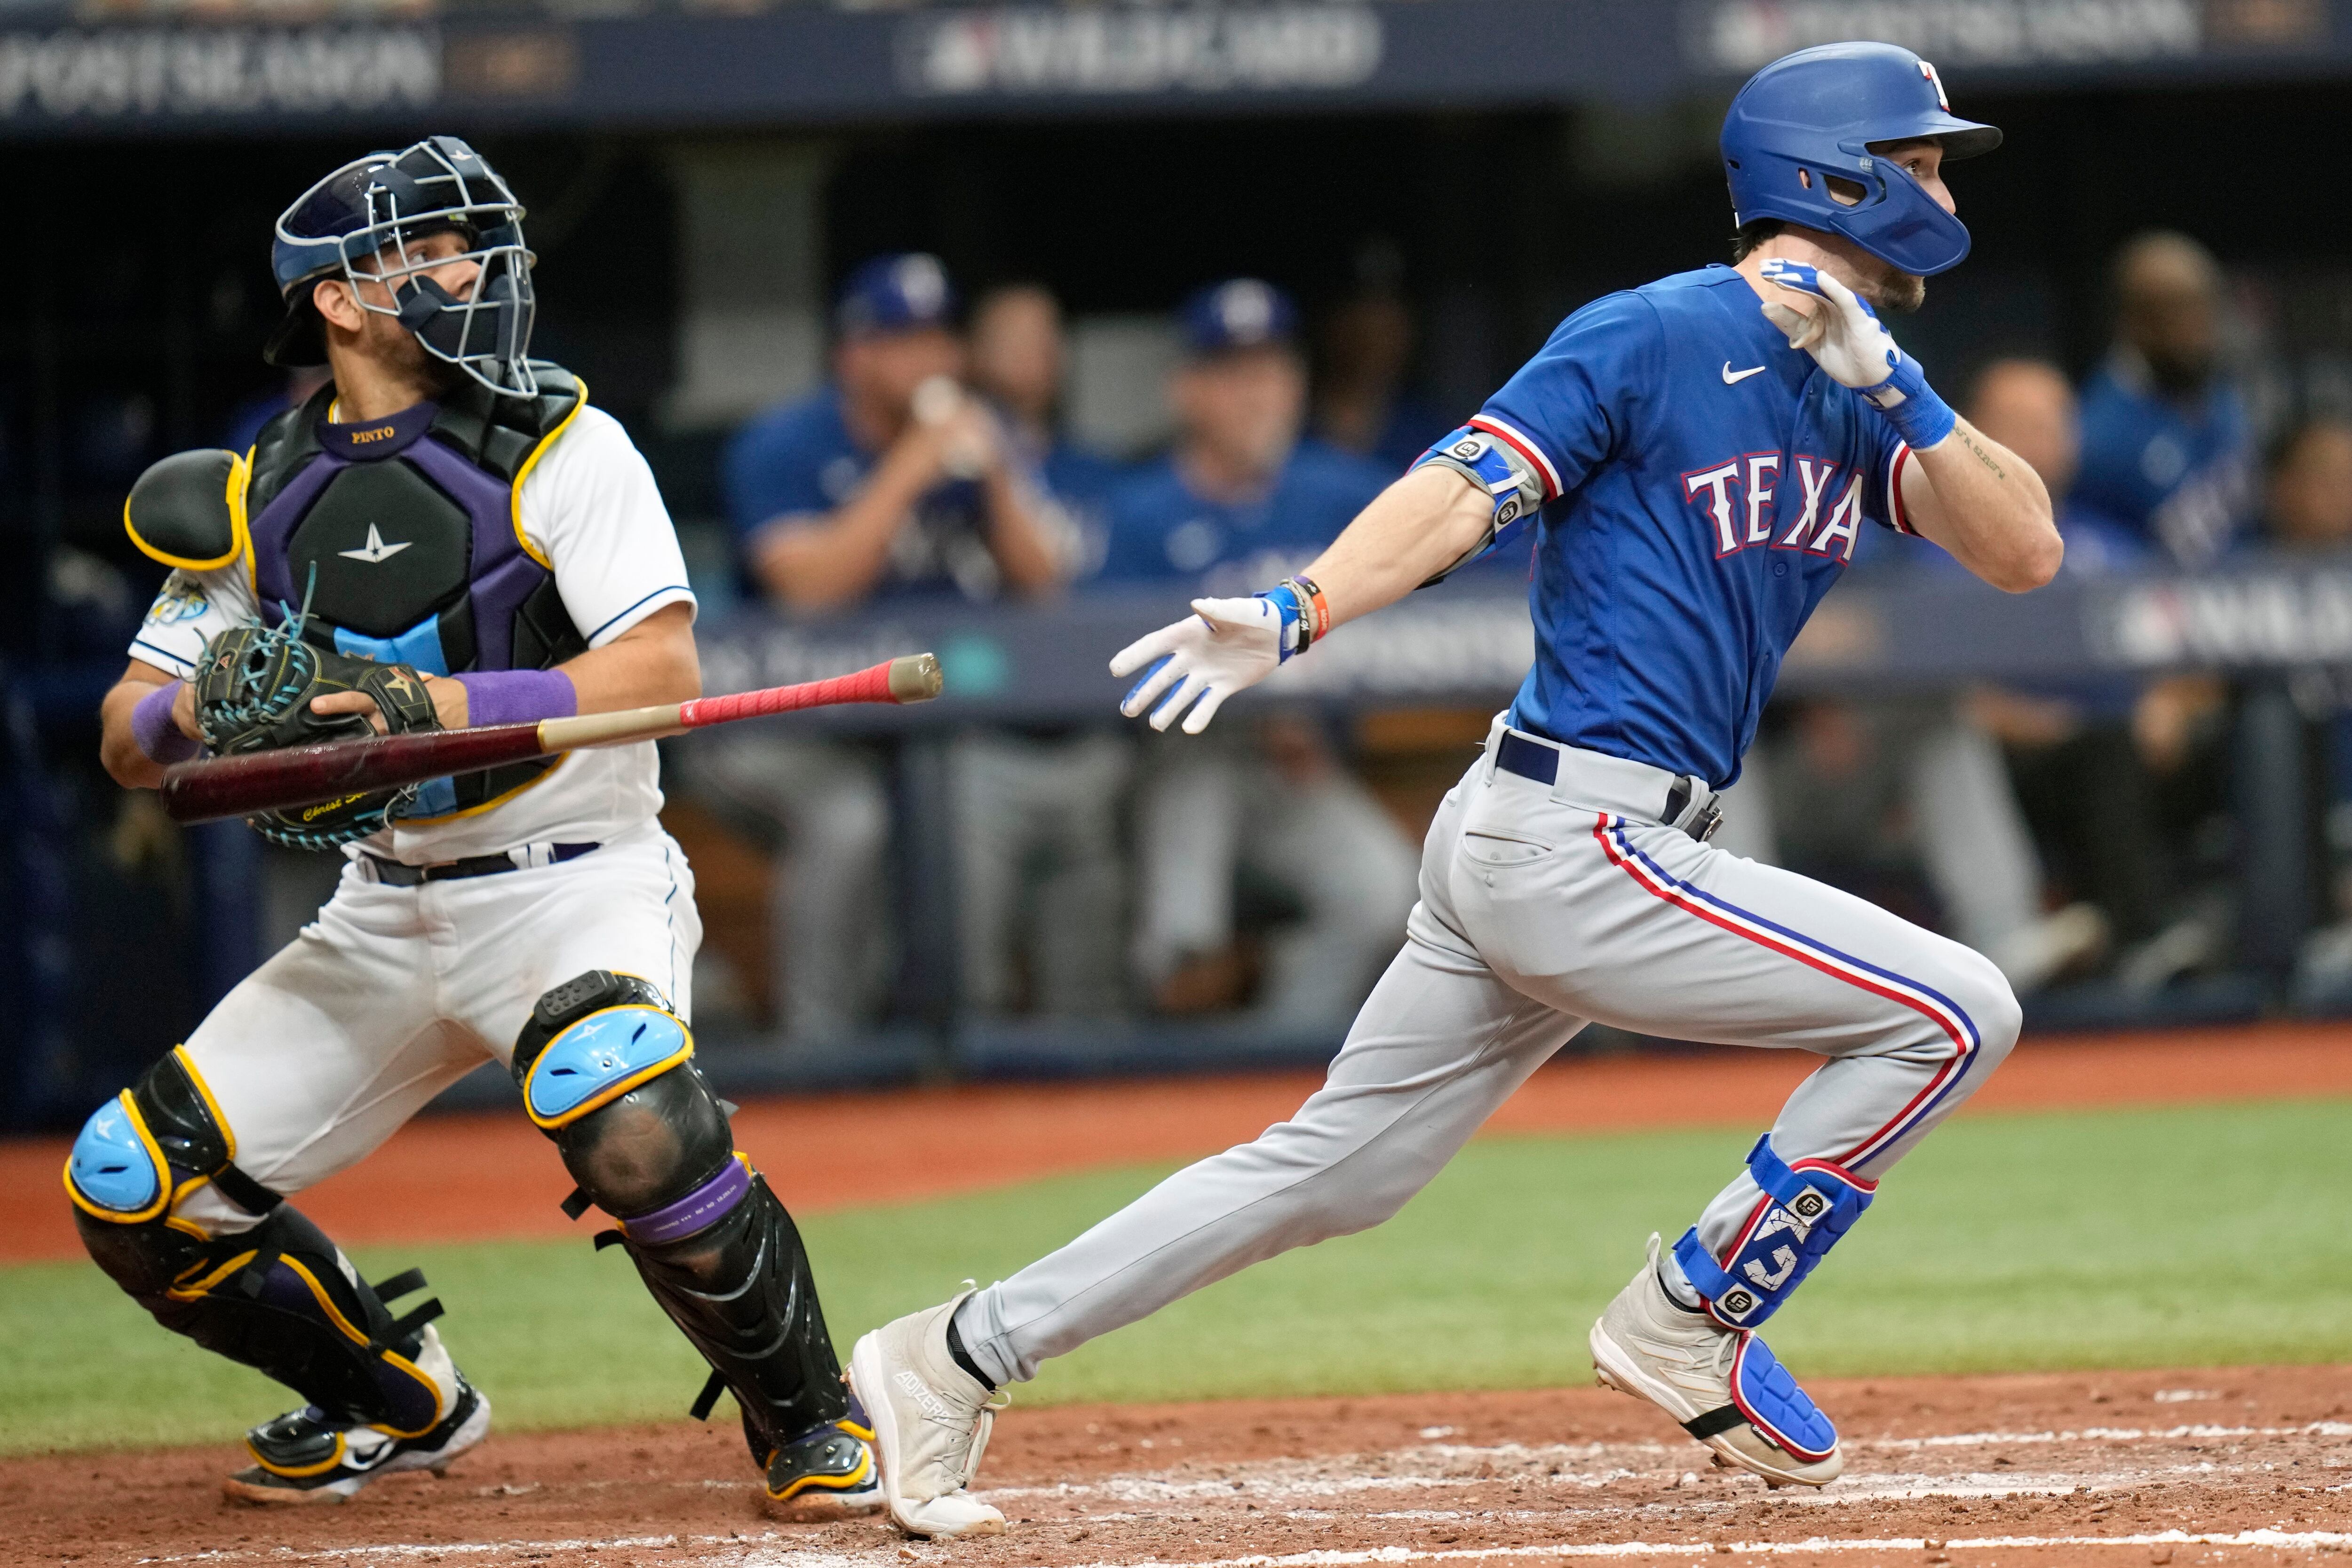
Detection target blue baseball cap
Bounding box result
[835,253,958,338]
[1179,278,1299,356]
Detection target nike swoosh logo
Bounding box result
[338,523,413,564]
[1722,363,1767,385]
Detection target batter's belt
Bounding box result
[1482,717,1724,843]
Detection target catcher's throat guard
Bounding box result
[269,135,538,397]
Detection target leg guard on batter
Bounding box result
[67,1051,457,1436]
[513,971,850,1456]
[1672,1136,1875,1331]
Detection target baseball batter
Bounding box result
[71,138,877,1514]
[849,44,2058,1536]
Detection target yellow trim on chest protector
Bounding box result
[508,373,587,571]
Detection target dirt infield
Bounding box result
[11,1025,2352,1563]
[7,1365,2349,1566]
[9,1021,2352,1263]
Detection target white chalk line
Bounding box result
[752,1531,2352,1567]
[136,1516,2352,1568]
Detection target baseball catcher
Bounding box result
[77,136,875,1514]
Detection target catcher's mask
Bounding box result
[266,135,538,398]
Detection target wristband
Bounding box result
[453,668,577,728]
[1855,354,1957,451]
[132,681,201,765]
[1258,575,1330,663]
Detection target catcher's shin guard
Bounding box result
[68,1053,455,1433]
[514,971,849,1453]
[1673,1137,1875,1330]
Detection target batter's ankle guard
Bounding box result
[1673,1137,1875,1330]
[513,970,849,1456]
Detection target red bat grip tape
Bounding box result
[678,661,896,729]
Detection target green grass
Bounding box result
[7,1098,2350,1456]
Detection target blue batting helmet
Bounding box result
[1720,42,2001,278]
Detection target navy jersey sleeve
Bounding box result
[722,409,835,541]
[1470,291,1661,505]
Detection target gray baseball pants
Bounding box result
[957,721,2020,1385]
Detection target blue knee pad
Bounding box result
[67,1093,169,1221]
[66,1047,280,1226]
[1673,1136,1875,1330]
[519,997,694,1130]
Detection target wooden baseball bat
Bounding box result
[159,653,943,826]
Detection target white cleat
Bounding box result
[848,1291,1009,1538]
[1589,1235,1843,1488]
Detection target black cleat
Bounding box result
[223,1377,491,1505]
[763,1397,882,1520]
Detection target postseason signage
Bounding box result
[0,0,2343,130]
[0,24,437,121]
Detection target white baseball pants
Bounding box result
[959,724,2020,1385]
[170,823,701,1236]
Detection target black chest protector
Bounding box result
[235,368,591,819]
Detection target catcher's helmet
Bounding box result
[265,135,538,396]
[1720,42,2001,278]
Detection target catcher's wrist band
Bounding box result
[132,681,201,765]
[453,667,578,729]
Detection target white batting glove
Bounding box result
[1109,596,1281,734]
[1756,259,1955,449]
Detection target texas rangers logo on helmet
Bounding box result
[1919,59,1950,111]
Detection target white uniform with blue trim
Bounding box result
[124,404,704,1236]
[953,266,2023,1386]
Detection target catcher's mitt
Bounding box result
[193,618,442,849]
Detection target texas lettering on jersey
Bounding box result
[1682,453,1867,562]
[1464,266,1916,786]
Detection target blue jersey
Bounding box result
[1478,266,1909,788]
[725,386,1029,604]
[2073,353,2252,566]
[1095,439,1388,596]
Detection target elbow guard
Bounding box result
[1412,426,1546,583]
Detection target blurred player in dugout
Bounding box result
[1094,279,1419,1030]
[2076,231,2255,569]
[694,254,1128,1038]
